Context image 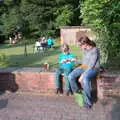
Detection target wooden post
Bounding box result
[24,42,27,56]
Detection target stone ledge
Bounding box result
[0,67,55,73]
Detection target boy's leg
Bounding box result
[55,68,63,88]
[55,68,63,94]
[63,69,72,92]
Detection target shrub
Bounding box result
[0,54,9,66]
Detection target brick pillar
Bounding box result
[97,73,120,99]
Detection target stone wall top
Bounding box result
[0,67,120,77]
[0,67,56,73]
[101,71,120,77]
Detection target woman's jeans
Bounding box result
[55,68,72,91]
[68,67,98,105]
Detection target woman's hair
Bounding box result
[78,36,96,47]
[61,43,70,53]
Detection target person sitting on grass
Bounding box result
[40,37,47,50]
[55,43,76,96]
[68,36,100,109]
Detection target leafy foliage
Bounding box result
[2,7,23,35]
[0,54,9,66]
[55,5,73,28]
[81,0,120,67]
[0,0,81,40]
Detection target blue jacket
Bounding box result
[58,53,75,69]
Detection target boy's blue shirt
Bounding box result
[58,53,75,69]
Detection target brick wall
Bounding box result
[97,73,120,99]
[0,71,120,99]
[0,72,55,94]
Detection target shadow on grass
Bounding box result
[6,46,60,67]
[0,44,60,50]
[0,43,27,50]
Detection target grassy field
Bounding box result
[0,43,82,68]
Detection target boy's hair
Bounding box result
[61,43,70,53]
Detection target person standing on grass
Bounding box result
[55,43,76,96]
[47,36,54,48]
[34,39,41,53]
[68,36,100,109]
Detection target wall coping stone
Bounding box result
[101,71,120,77]
[0,67,56,73]
[0,67,120,76]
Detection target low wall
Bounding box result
[97,71,120,99]
[0,67,120,99]
[0,67,55,94]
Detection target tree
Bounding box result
[0,0,82,41]
[55,0,81,28]
[1,0,24,38]
[55,5,73,28]
[80,0,120,66]
[20,0,57,37]
[0,0,7,42]
[2,7,23,36]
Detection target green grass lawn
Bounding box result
[0,43,82,68]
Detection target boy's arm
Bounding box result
[69,54,77,62]
[58,54,61,64]
[58,54,65,64]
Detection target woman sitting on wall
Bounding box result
[68,36,100,109]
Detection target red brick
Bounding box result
[0,71,120,99]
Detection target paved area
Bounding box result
[0,92,120,120]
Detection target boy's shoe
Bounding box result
[64,90,73,96]
[55,88,63,94]
[65,90,69,96]
[74,92,84,107]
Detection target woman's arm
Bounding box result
[83,48,99,75]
